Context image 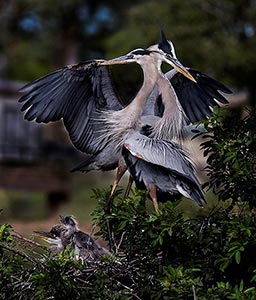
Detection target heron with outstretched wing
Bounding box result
[19,30,231,212]
[19,33,196,210]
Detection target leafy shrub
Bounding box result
[197,108,256,206]
[1,109,256,299]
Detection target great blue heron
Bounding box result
[18,32,196,208]
[118,33,231,207]
[18,31,230,211]
[71,33,231,208]
[59,215,110,260]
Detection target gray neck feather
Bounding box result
[150,75,186,142]
[101,61,159,147]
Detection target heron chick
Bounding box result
[34,224,70,253]
[59,215,111,260]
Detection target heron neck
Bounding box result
[151,75,185,141]
[125,64,159,118]
[104,63,160,147]
[158,75,179,114]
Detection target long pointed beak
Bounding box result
[33,230,54,239]
[164,55,197,83]
[100,54,134,66]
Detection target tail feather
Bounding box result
[190,187,205,207]
[176,181,205,206]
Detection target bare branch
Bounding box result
[0,243,37,264]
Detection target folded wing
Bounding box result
[123,132,204,205]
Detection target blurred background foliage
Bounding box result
[1,0,256,105]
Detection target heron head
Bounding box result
[158,29,177,60]
[101,48,154,65]
[148,29,197,83]
[33,225,64,243]
[59,214,78,230]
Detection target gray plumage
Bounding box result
[34,225,70,253]
[59,215,110,260]
[122,131,204,206]
[72,40,230,175]
[19,62,123,155]
[18,30,231,210]
[71,143,120,173]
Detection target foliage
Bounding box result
[104,0,256,106]
[1,110,256,299]
[196,108,256,206]
[1,200,256,298]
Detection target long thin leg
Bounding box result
[109,164,127,199]
[104,163,127,252]
[123,175,134,199]
[104,164,127,214]
[149,186,159,212]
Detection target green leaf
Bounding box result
[235,251,241,264]
[244,287,256,294]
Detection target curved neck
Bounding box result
[105,60,160,146]
[125,63,159,118]
[157,75,179,115]
[151,75,186,141]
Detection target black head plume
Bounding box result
[159,29,173,56]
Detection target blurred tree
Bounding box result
[0,0,140,80]
[104,0,256,106]
[1,0,256,106]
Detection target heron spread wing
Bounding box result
[19,60,123,154]
[167,68,232,123]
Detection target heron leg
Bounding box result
[123,175,134,199]
[104,164,127,252]
[149,186,159,211]
[104,164,127,214]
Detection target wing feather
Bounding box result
[19,61,123,154]
[124,132,197,182]
[166,68,231,123]
[122,134,204,205]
